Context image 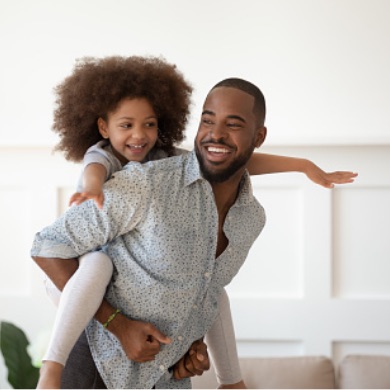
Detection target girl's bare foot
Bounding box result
[36,361,64,389]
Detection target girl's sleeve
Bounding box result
[172,146,190,156]
[83,141,122,181]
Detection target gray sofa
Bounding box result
[191,355,390,389]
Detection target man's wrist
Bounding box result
[95,300,124,335]
[103,308,121,329]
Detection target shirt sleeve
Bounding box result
[31,165,149,259]
[205,288,243,385]
[83,141,122,181]
[172,146,189,156]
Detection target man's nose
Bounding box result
[210,123,227,140]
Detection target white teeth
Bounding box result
[208,146,229,153]
[130,145,144,149]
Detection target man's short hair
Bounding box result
[211,78,266,126]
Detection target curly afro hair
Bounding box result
[52,56,193,162]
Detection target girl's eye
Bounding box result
[121,123,132,129]
[145,121,157,128]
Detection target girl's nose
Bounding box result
[131,125,146,140]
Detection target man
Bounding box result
[31,78,267,388]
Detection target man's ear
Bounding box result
[254,126,267,148]
[97,118,109,139]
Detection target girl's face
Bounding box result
[98,97,158,164]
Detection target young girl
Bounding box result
[38,56,357,389]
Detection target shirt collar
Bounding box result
[184,150,255,206]
[235,170,255,207]
[184,150,204,186]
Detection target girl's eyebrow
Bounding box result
[117,115,157,120]
[202,110,246,123]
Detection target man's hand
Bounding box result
[111,314,172,362]
[304,161,358,189]
[173,338,210,380]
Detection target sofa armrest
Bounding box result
[192,356,336,389]
[339,354,390,389]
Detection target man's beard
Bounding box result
[195,141,255,184]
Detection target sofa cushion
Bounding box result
[339,354,390,389]
[192,356,336,389]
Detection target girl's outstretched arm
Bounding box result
[69,163,107,209]
[247,153,358,188]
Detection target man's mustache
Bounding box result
[200,139,235,150]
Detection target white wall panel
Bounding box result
[227,186,304,298]
[0,187,32,295]
[227,144,390,366]
[333,187,390,298]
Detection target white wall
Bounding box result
[1,0,390,388]
[1,0,390,146]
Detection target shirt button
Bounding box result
[204,272,210,278]
[159,365,165,371]
[177,335,183,341]
[193,304,198,309]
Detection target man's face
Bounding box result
[195,87,266,183]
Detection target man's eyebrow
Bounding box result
[202,110,215,116]
[202,111,246,123]
[227,115,246,123]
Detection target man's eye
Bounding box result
[227,123,242,129]
[202,118,213,125]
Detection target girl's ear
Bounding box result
[97,118,109,139]
[254,126,267,148]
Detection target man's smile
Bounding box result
[203,144,234,164]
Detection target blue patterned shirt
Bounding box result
[31,150,265,388]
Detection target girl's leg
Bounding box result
[205,288,245,388]
[37,252,113,389]
[44,277,61,307]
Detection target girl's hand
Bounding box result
[305,162,358,189]
[69,190,105,209]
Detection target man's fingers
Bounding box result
[148,325,172,345]
[184,357,203,376]
[184,345,209,375]
[194,340,208,358]
[328,171,358,184]
[193,341,210,371]
[173,364,186,380]
[127,338,161,362]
